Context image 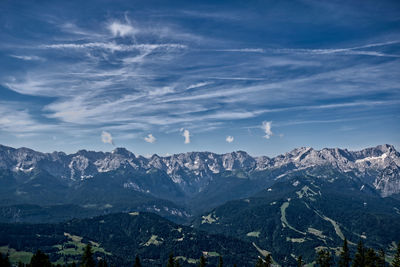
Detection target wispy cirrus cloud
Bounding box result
[1,2,399,155]
[186,82,213,90]
[0,104,49,133]
[273,40,400,57]
[41,42,186,52]
[9,55,44,61]
[213,48,265,53]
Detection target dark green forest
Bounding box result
[1,239,399,267]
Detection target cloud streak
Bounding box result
[213,48,265,53]
[9,55,44,61]
[273,40,400,57]
[41,42,186,52]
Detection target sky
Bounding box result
[0,0,399,157]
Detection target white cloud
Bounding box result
[262,121,273,139]
[226,136,234,143]
[4,16,399,145]
[0,104,55,133]
[41,42,186,52]
[180,128,190,144]
[101,131,114,145]
[207,76,266,81]
[10,55,43,61]
[186,82,213,90]
[148,86,174,96]
[274,40,400,58]
[215,48,265,53]
[107,21,137,37]
[144,133,156,143]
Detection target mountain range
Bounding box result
[0,144,399,213]
[0,144,399,266]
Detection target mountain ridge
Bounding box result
[0,143,398,197]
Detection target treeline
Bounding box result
[312,239,399,267]
[1,240,400,267]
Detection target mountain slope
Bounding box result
[0,212,259,267]
[0,144,399,218]
[193,169,400,265]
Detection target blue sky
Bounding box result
[0,0,399,156]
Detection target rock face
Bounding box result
[374,161,400,197]
[0,144,399,197]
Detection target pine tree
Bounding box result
[339,238,351,267]
[133,255,142,267]
[0,252,11,267]
[393,242,400,267]
[98,258,108,267]
[198,255,206,267]
[316,249,332,267]
[80,244,95,267]
[297,255,303,267]
[265,254,272,267]
[365,248,378,267]
[352,241,365,267]
[167,253,175,267]
[30,250,51,267]
[377,249,385,267]
[255,257,264,267]
[217,256,223,267]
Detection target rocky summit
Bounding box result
[0,144,399,199]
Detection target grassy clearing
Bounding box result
[143,235,163,246]
[201,212,219,224]
[247,231,261,238]
[175,256,198,264]
[280,201,306,235]
[54,232,111,258]
[307,227,326,239]
[286,237,306,243]
[0,246,33,264]
[205,252,220,257]
[296,186,317,199]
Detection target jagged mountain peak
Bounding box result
[0,144,399,197]
[111,147,135,157]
